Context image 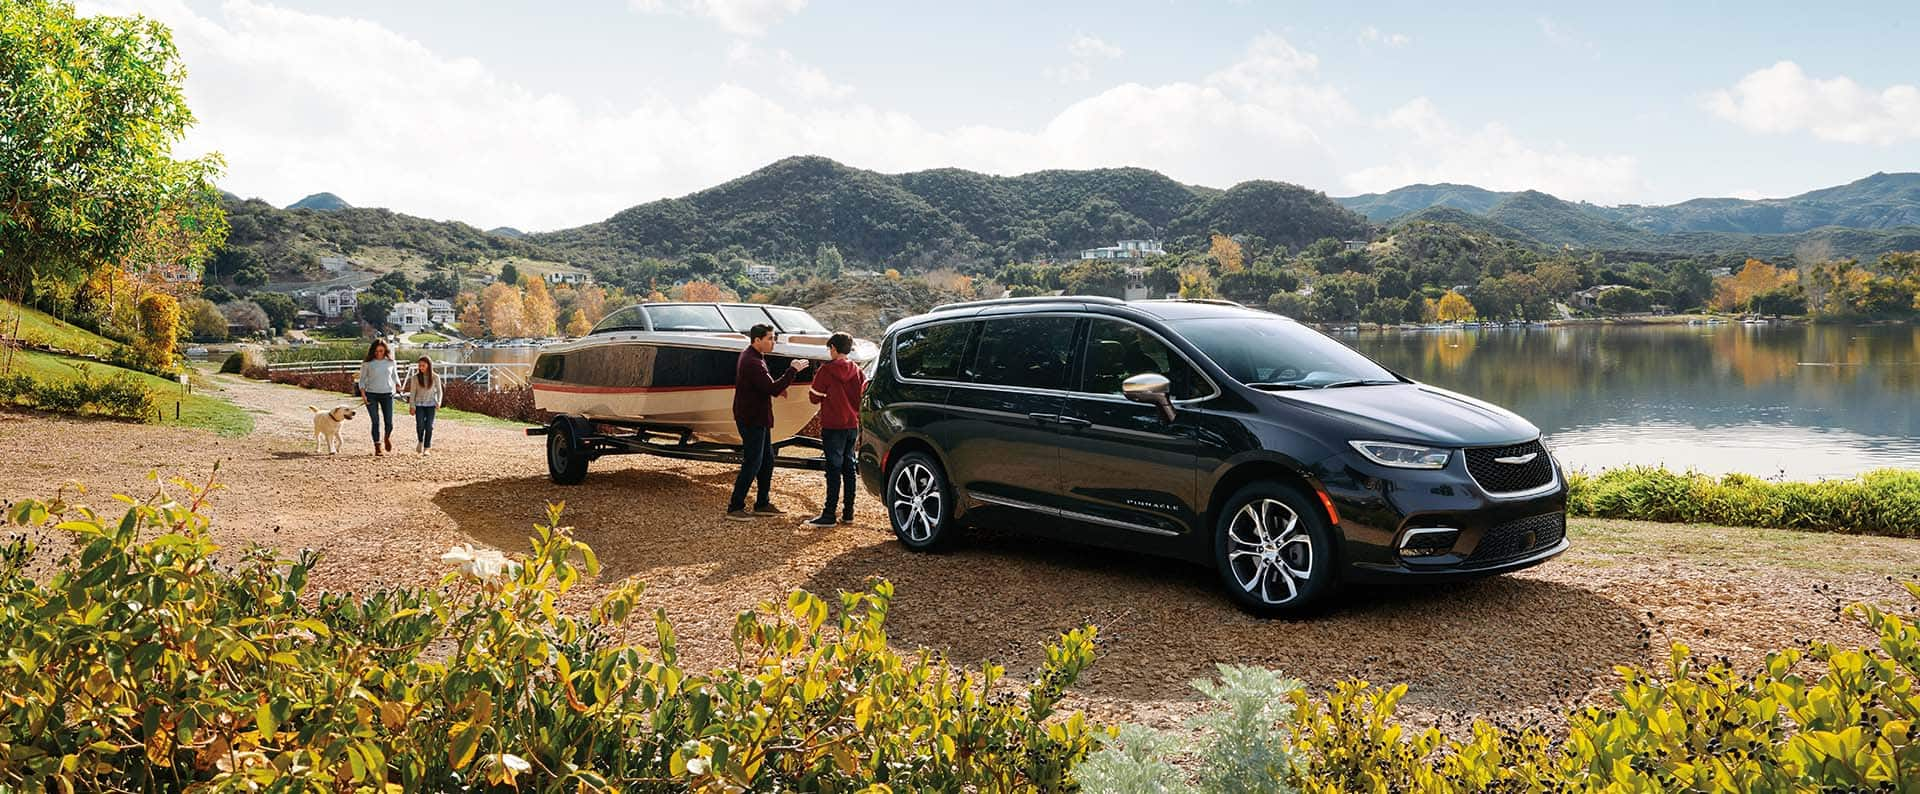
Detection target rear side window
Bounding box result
[968,316,1078,390]
[1080,319,1204,399]
[533,354,564,380]
[893,322,974,381]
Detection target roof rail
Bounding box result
[929,294,1127,312]
[1137,298,1248,308]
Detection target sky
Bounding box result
[76,0,1920,232]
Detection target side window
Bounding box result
[893,322,974,381]
[533,354,564,381]
[1080,319,1202,400]
[968,316,1079,390]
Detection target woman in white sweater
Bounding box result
[404,356,445,455]
[356,339,399,456]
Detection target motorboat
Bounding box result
[530,302,877,445]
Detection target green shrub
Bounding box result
[0,366,157,420]
[1086,585,1920,793]
[1078,665,1304,793]
[219,351,245,373]
[0,478,1099,791]
[1568,465,1920,536]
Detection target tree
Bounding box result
[1062,260,1129,298]
[1,1,228,295]
[358,296,395,332]
[1433,290,1476,323]
[181,297,227,340]
[680,280,727,302]
[1308,272,1377,322]
[1361,297,1409,325]
[574,285,609,326]
[1216,262,1298,305]
[1713,259,1794,312]
[456,292,486,336]
[815,244,845,279]
[134,293,179,372]
[479,282,522,337]
[1208,234,1245,274]
[565,309,593,337]
[252,292,297,332]
[1266,291,1308,319]
[419,270,460,299]
[498,262,521,286]
[218,300,269,335]
[1749,286,1807,317]
[369,271,413,302]
[520,275,558,337]
[1596,287,1653,315]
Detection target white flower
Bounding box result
[686,757,710,776]
[441,543,519,585]
[500,753,531,773]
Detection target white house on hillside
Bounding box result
[422,299,456,326]
[316,286,358,320]
[386,301,430,333]
[545,271,591,286]
[745,263,779,285]
[1080,239,1164,261]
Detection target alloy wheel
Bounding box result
[890,461,943,543]
[1225,498,1314,605]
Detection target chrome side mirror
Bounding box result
[1121,373,1176,422]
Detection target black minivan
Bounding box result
[856,296,1567,615]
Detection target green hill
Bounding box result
[286,192,351,211]
[1337,183,1511,222]
[1483,191,1654,250]
[216,197,556,283]
[533,156,1368,270]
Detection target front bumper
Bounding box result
[1319,449,1570,582]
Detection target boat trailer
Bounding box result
[528,413,826,485]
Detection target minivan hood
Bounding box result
[1265,383,1539,448]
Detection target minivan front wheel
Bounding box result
[1213,483,1336,615]
[887,452,954,551]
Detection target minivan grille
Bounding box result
[1466,513,1565,565]
[1464,440,1555,494]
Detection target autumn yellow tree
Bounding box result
[520,275,558,337]
[480,281,523,337]
[565,309,593,337]
[680,280,726,302]
[455,292,486,336]
[1209,234,1245,274]
[1178,266,1216,299]
[574,285,609,325]
[1433,290,1476,322]
[1712,259,1796,312]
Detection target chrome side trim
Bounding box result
[970,493,1180,537]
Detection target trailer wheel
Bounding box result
[546,416,589,485]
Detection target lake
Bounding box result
[427,323,1920,480]
[1345,323,1920,480]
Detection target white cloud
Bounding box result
[1358,26,1409,47]
[1536,16,1594,52]
[725,41,853,100]
[71,2,1626,230]
[1344,97,1639,201]
[1067,33,1124,60]
[1047,33,1124,84]
[627,0,806,36]
[1706,61,1920,145]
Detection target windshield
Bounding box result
[765,306,829,334]
[643,304,731,332]
[1169,317,1399,389]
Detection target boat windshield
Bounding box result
[591,305,650,334]
[1168,316,1400,389]
[644,304,731,332]
[765,306,830,334]
[720,305,774,332]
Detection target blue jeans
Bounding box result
[728,423,774,512]
[414,405,437,449]
[820,428,857,520]
[364,392,393,442]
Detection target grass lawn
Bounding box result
[7,350,254,436]
[0,300,116,356]
[409,331,450,344]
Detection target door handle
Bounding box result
[1027,412,1061,424]
[1052,415,1092,428]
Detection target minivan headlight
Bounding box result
[1349,440,1451,469]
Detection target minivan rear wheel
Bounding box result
[1213,482,1336,616]
[887,452,954,551]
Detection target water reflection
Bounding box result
[1347,324,1920,479]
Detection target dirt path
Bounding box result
[3,374,1918,735]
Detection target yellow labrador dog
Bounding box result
[309,405,357,454]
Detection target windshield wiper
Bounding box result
[1318,378,1402,389]
[1245,382,1314,391]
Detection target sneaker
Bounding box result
[415,441,424,455]
[803,516,837,528]
[384,437,392,452]
[752,504,786,516]
[725,510,756,522]
[841,509,854,523]
[423,448,431,457]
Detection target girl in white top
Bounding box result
[356,339,399,455]
[404,356,444,455]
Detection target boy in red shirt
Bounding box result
[805,332,865,527]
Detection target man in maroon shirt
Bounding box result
[727,323,808,521]
[804,332,866,527]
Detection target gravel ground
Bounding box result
[2,372,1917,736]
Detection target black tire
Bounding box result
[546,417,589,485]
[886,451,955,551]
[1212,482,1338,616]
